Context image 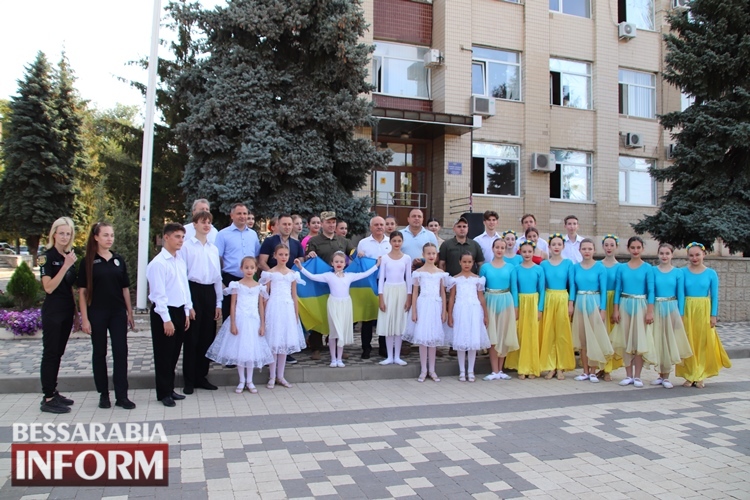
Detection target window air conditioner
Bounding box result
[471,96,496,117]
[625,133,644,148]
[667,143,676,159]
[423,49,442,68]
[672,0,690,10]
[531,153,555,173]
[618,22,637,39]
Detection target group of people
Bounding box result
[37,204,732,413]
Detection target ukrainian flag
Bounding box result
[294,256,379,335]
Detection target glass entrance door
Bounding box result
[373,143,428,225]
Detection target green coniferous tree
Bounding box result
[171,0,389,233]
[633,0,750,253]
[0,52,70,262]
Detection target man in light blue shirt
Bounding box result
[400,208,438,263]
[215,202,260,320]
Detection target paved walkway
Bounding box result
[1,359,749,499]
[1,321,749,393]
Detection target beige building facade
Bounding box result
[358,0,685,253]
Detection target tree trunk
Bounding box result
[27,235,41,267]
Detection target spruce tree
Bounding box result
[632,0,750,253]
[171,0,389,233]
[0,52,69,261]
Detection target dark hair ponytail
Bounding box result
[84,222,112,306]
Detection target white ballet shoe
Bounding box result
[619,377,634,386]
[483,372,498,381]
[651,377,664,386]
[662,379,674,389]
[589,375,599,383]
[246,383,258,394]
[496,372,511,380]
[574,374,589,381]
[633,378,644,388]
[394,358,407,366]
[379,358,394,365]
[336,360,345,368]
[235,383,245,394]
[329,362,338,368]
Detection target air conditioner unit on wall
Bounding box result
[667,143,676,159]
[618,22,637,39]
[531,153,555,173]
[672,0,690,10]
[625,132,644,148]
[423,49,442,68]
[471,96,496,117]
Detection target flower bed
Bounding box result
[0,308,43,336]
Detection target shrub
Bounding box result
[7,262,41,309]
[0,290,15,308]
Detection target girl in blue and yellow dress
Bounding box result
[611,236,655,388]
[502,230,523,267]
[676,242,731,388]
[504,241,545,379]
[600,234,623,381]
[650,244,693,389]
[539,234,575,380]
[570,239,614,383]
[479,238,519,381]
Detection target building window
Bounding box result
[472,47,521,101]
[619,70,656,118]
[550,150,592,201]
[681,92,695,111]
[619,157,656,205]
[549,0,591,18]
[618,0,655,31]
[550,59,592,109]
[472,143,520,197]
[373,42,430,99]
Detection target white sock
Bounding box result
[385,336,395,359]
[468,350,477,374]
[394,336,403,359]
[237,366,246,385]
[457,350,466,373]
[419,346,428,372]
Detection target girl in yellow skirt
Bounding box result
[539,234,576,380]
[677,242,731,388]
[611,236,655,388]
[569,239,614,382]
[650,244,693,389]
[600,234,623,381]
[376,231,413,366]
[479,238,519,380]
[504,241,544,379]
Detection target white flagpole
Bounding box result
[136,0,162,310]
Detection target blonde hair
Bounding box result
[46,217,75,252]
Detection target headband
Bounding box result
[602,234,619,244]
[548,232,564,244]
[686,242,706,252]
[502,230,517,238]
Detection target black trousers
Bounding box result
[221,272,242,321]
[184,282,217,388]
[361,320,387,356]
[150,305,185,401]
[90,307,129,400]
[40,303,75,398]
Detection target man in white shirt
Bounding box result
[474,210,502,264]
[356,216,391,359]
[179,211,222,394]
[147,223,192,408]
[183,199,218,244]
[515,213,549,254]
[401,209,438,263]
[561,215,584,263]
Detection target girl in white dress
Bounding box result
[376,231,413,366]
[295,253,380,368]
[404,242,448,382]
[446,253,490,382]
[205,257,273,394]
[260,245,306,389]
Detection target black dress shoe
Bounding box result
[99,393,112,409]
[361,351,371,359]
[183,386,194,395]
[161,396,176,407]
[197,380,218,390]
[41,398,71,414]
[54,392,74,406]
[171,392,186,400]
[115,398,136,410]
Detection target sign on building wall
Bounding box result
[447,162,462,175]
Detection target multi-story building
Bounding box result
[358,0,685,248]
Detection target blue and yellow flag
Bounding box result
[294,256,379,335]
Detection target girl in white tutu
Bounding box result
[260,245,307,389]
[446,253,490,382]
[377,231,413,366]
[206,256,273,394]
[294,253,380,368]
[650,243,692,388]
[404,242,448,382]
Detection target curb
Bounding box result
[1,346,747,394]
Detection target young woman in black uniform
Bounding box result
[39,217,79,414]
[78,223,136,409]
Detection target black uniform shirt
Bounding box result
[77,253,130,310]
[39,247,76,307]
